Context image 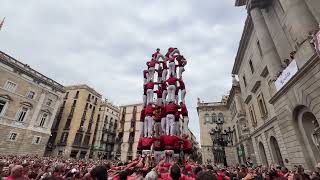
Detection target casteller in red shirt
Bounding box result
[145,104,154,116]
[167,76,178,85]
[140,108,146,122]
[165,102,178,114]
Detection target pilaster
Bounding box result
[250,7,282,77]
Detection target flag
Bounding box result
[0,17,5,31]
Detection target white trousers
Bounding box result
[148,67,155,81]
[166,114,175,136]
[162,90,167,104]
[147,89,153,104]
[181,89,186,104]
[144,116,153,137]
[178,66,185,79]
[157,97,163,106]
[162,69,168,81]
[154,122,161,137]
[161,117,166,135]
[167,85,176,102]
[168,62,176,77]
[183,116,189,135]
[143,94,147,106]
[175,120,181,137]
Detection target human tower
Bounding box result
[138,47,192,157]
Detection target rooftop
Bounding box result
[0,51,65,93]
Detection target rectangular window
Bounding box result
[64,92,69,99]
[0,100,7,116]
[16,107,28,122]
[27,91,36,99]
[4,81,17,92]
[243,76,247,87]
[249,60,254,73]
[74,91,79,99]
[60,132,68,143]
[32,136,41,144]
[46,98,53,106]
[257,93,268,118]
[39,113,48,127]
[249,105,257,127]
[83,135,90,146]
[72,100,77,107]
[9,132,18,141]
[257,41,263,57]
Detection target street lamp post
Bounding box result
[209,118,234,167]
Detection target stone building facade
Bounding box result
[114,103,143,161]
[46,85,101,159]
[232,0,320,169]
[226,77,255,165]
[197,97,237,165]
[0,51,65,155]
[92,99,120,159]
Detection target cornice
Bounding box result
[269,54,319,104]
[0,51,65,93]
[235,0,247,7]
[232,16,253,74]
[250,116,278,136]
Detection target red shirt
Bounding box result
[167,77,177,85]
[161,61,168,69]
[160,106,167,118]
[147,59,158,68]
[167,57,175,63]
[160,81,167,90]
[145,105,154,115]
[179,79,185,90]
[144,84,147,94]
[154,110,162,122]
[176,55,186,67]
[165,103,178,114]
[180,104,188,116]
[146,81,155,89]
[153,51,160,58]
[157,68,163,77]
[140,108,146,122]
[155,89,163,98]
[183,139,192,151]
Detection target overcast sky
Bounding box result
[0,0,246,142]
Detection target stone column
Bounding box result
[261,7,293,61]
[250,7,282,78]
[304,0,320,23]
[281,0,318,66]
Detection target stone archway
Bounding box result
[270,136,284,166]
[293,106,320,169]
[258,142,268,166]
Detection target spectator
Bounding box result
[170,164,181,180]
[196,171,216,180]
[6,165,24,180]
[90,166,108,180]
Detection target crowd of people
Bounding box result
[1,154,320,180]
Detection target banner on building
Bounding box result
[275,60,298,91]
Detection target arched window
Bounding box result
[217,113,224,123]
[212,113,217,123]
[204,113,211,124]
